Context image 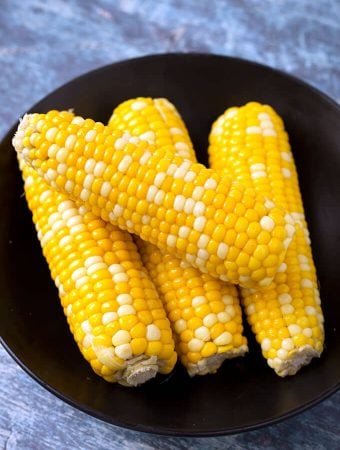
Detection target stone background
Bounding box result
[0,1,339,448]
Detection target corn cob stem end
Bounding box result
[117,355,159,387]
[271,345,321,377]
[187,345,248,377]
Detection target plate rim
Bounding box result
[1,52,339,437]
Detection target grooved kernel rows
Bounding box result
[208,102,324,376]
[13,110,293,288]
[19,161,176,385]
[109,98,247,375]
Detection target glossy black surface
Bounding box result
[0,54,339,436]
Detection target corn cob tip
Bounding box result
[271,346,321,377]
[116,355,159,386]
[187,345,248,377]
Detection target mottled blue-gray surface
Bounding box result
[0,0,339,449]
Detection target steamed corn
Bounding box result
[208,102,324,376]
[109,98,248,375]
[18,159,176,386]
[13,110,294,288]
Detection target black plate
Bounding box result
[0,54,339,436]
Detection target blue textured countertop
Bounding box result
[1,1,339,449]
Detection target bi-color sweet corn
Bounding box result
[13,110,294,288]
[18,159,176,386]
[109,98,248,375]
[208,102,324,376]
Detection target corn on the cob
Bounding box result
[19,160,176,386]
[13,110,294,289]
[208,102,324,376]
[109,98,248,375]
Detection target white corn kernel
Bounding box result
[203,313,217,327]
[250,163,265,171]
[222,295,233,305]
[178,226,190,238]
[281,304,294,315]
[117,305,136,316]
[82,334,93,349]
[96,348,118,369]
[246,126,262,134]
[204,178,217,190]
[192,186,204,200]
[305,306,316,315]
[100,181,111,197]
[94,161,107,177]
[146,185,158,202]
[251,171,267,179]
[139,151,152,165]
[184,171,196,182]
[197,234,209,249]
[278,293,292,304]
[214,331,232,346]
[75,276,89,289]
[217,312,230,323]
[193,216,207,232]
[146,324,161,341]
[260,216,275,232]
[288,324,301,335]
[72,267,87,282]
[281,338,294,351]
[188,338,204,352]
[301,278,313,288]
[116,294,133,305]
[282,168,291,178]
[192,296,206,307]
[195,326,210,341]
[217,242,229,259]
[115,344,132,360]
[193,201,205,217]
[261,338,272,351]
[277,349,288,360]
[113,272,128,282]
[85,130,96,142]
[117,154,132,172]
[154,172,166,187]
[45,127,58,142]
[281,151,292,162]
[112,330,131,346]
[174,195,186,211]
[170,127,183,135]
[65,134,76,150]
[131,101,148,110]
[81,320,92,333]
[102,312,118,325]
[303,328,313,337]
[183,198,195,214]
[278,263,287,273]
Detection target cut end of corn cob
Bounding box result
[270,346,321,377]
[186,345,248,377]
[209,101,324,377]
[13,110,294,288]
[19,159,177,386]
[115,355,159,386]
